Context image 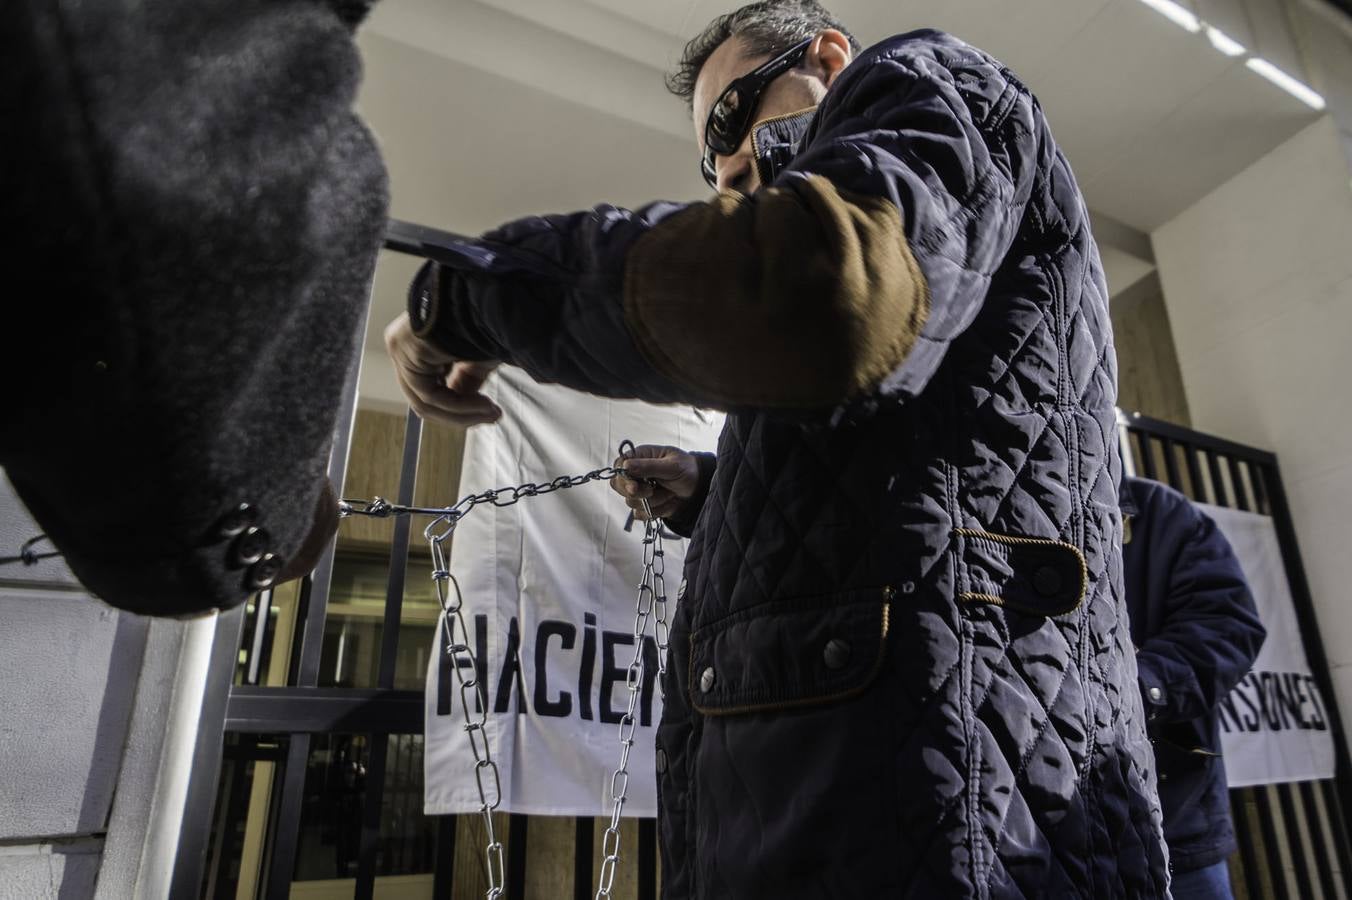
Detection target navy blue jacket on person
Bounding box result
[1122,477,1266,874]
[411,29,1170,899]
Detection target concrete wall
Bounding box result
[0,479,212,899]
[1152,114,1352,731]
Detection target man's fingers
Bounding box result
[623,455,686,482]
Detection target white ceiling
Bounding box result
[351,0,1326,401]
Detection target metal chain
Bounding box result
[595,493,668,900]
[342,447,667,900]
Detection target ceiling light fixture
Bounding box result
[1245,57,1327,110]
[1204,26,1246,57]
[1137,0,1202,33]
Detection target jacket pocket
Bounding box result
[689,587,892,716]
[955,528,1087,617]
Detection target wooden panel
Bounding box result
[1111,283,1193,426]
[336,409,468,551]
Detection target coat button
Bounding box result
[232,527,271,566]
[699,667,716,693]
[246,553,285,590]
[823,638,852,670]
[1148,686,1163,702]
[655,748,667,775]
[217,503,257,538]
[1033,565,1063,597]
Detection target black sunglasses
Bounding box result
[701,37,813,189]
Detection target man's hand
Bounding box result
[384,313,502,426]
[610,445,701,521]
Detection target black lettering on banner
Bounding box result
[534,620,576,718]
[494,616,527,714]
[1305,675,1329,731]
[474,613,489,713]
[580,612,597,721]
[1234,673,1262,732]
[600,631,633,724]
[1282,673,1310,729]
[1257,672,1280,730]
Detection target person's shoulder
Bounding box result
[858,29,996,71]
[1125,476,1203,527]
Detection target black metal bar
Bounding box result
[226,687,425,734]
[1298,780,1338,900]
[1159,437,1183,492]
[507,814,529,900]
[1119,411,1277,467]
[378,410,423,688]
[167,604,248,898]
[638,818,657,900]
[1134,430,1157,479]
[265,734,312,898]
[574,817,595,900]
[1232,788,1266,900]
[1276,782,1317,900]
[355,412,423,899]
[1206,450,1231,508]
[355,734,390,900]
[1253,784,1293,900]
[247,588,274,685]
[295,299,371,688]
[1227,456,1252,512]
[1264,460,1352,827]
[433,816,458,900]
[1320,778,1352,896]
[1184,442,1207,504]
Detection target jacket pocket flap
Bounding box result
[956,528,1086,617]
[690,588,891,716]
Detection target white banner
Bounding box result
[424,368,723,817]
[1203,503,1336,787]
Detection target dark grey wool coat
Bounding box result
[1,0,389,614]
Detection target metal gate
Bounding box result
[171,220,1352,898]
[1120,410,1352,899]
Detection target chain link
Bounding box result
[345,449,666,900]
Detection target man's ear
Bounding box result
[808,29,853,87]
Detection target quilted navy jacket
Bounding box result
[412,30,1169,900]
[1122,477,1265,873]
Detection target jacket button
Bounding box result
[823,638,852,670]
[246,553,284,590]
[1033,565,1063,597]
[1148,686,1163,702]
[655,748,667,775]
[699,667,716,693]
[217,503,257,538]
[232,527,271,566]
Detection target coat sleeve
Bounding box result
[412,38,1039,412]
[1135,506,1268,724]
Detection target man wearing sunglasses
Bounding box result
[387,1,1167,897]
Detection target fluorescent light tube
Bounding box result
[1204,26,1246,57]
[1137,0,1202,33]
[1246,57,1327,110]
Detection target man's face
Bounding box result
[697,37,822,195]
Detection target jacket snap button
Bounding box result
[246,553,284,590]
[217,503,257,538]
[1148,686,1163,702]
[823,638,851,670]
[1032,565,1063,597]
[699,667,716,693]
[232,526,271,566]
[655,748,668,775]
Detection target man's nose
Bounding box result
[714,151,757,195]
